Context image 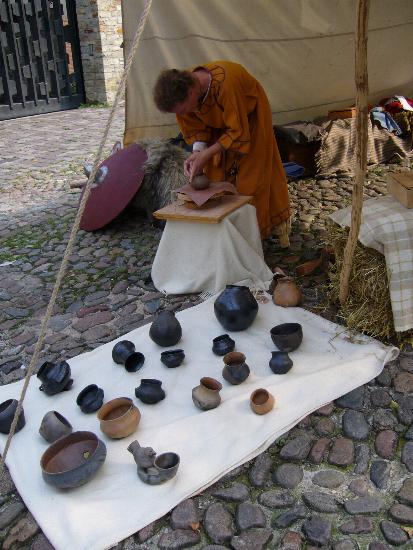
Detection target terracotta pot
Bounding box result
[269,351,293,374]
[272,277,302,307]
[149,311,182,347]
[191,174,210,190]
[214,285,258,331]
[97,397,140,439]
[39,410,72,443]
[0,399,25,434]
[222,352,250,385]
[135,379,166,405]
[40,430,106,489]
[270,323,303,352]
[212,334,235,356]
[250,389,275,415]
[76,384,104,414]
[160,349,185,368]
[37,361,73,396]
[192,377,222,411]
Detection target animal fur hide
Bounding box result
[130,138,188,220]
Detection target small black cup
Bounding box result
[160,349,185,368]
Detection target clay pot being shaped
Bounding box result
[192,377,222,411]
[270,323,303,352]
[112,340,145,372]
[0,399,25,434]
[250,389,275,415]
[272,277,302,307]
[97,397,140,439]
[222,352,250,385]
[269,351,293,374]
[135,379,166,405]
[190,174,210,190]
[160,349,185,368]
[39,411,73,443]
[214,285,258,331]
[212,334,235,356]
[76,384,104,414]
[149,310,182,347]
[40,430,107,489]
[128,440,180,485]
[37,361,73,396]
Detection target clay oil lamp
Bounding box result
[270,323,303,352]
[222,352,250,385]
[39,411,72,443]
[160,349,185,368]
[214,285,258,331]
[149,311,182,347]
[37,360,73,396]
[97,397,140,439]
[40,431,106,489]
[112,340,145,372]
[128,440,180,485]
[212,334,235,356]
[0,399,25,434]
[272,277,302,307]
[192,377,222,411]
[269,351,293,374]
[135,379,166,405]
[250,389,275,415]
[76,384,104,414]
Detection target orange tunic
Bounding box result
[177,61,290,239]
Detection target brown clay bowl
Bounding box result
[250,389,275,415]
[97,397,140,439]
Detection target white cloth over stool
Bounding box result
[151,204,273,294]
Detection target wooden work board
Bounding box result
[153,194,253,223]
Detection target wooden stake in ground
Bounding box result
[339,0,370,305]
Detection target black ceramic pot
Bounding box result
[212,334,235,356]
[76,384,104,413]
[270,323,303,352]
[112,341,145,372]
[135,379,166,405]
[37,361,73,396]
[214,285,258,331]
[269,351,293,374]
[160,349,185,368]
[222,352,250,385]
[0,399,25,434]
[149,311,182,347]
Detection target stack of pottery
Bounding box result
[97,397,140,439]
[269,323,303,374]
[214,285,258,331]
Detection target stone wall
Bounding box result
[75,0,124,104]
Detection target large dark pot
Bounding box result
[76,384,104,413]
[222,352,250,385]
[212,334,235,356]
[270,323,303,352]
[37,361,73,396]
[0,399,25,434]
[269,351,293,374]
[214,285,258,331]
[160,349,185,368]
[149,311,182,347]
[135,379,166,405]
[112,340,145,372]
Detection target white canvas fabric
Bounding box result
[0,296,397,550]
[151,204,273,294]
[330,195,413,332]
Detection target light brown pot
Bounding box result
[250,389,275,415]
[97,397,140,439]
[272,277,302,307]
[192,377,222,411]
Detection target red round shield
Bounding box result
[79,143,147,231]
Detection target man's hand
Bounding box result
[184,150,209,181]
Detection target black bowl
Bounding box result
[212,334,235,356]
[124,352,145,372]
[270,323,303,352]
[160,349,185,368]
[76,384,104,413]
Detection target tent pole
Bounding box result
[339,0,370,305]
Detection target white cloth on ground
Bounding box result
[151,204,273,294]
[330,195,413,332]
[0,296,398,550]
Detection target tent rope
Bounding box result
[0,0,153,473]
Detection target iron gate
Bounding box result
[0,0,84,120]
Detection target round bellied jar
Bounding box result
[214,285,258,331]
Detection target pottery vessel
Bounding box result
[76,384,104,413]
[40,431,106,489]
[0,399,25,434]
[273,277,302,307]
[214,285,258,331]
[112,340,145,372]
[149,311,182,347]
[128,440,180,485]
[192,377,222,410]
[269,351,293,374]
[135,379,166,404]
[222,352,250,385]
[97,397,140,439]
[191,174,210,190]
[270,323,303,352]
[160,349,185,368]
[39,410,73,443]
[250,389,275,415]
[37,361,73,396]
[212,334,235,356]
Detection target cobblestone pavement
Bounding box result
[0,107,413,550]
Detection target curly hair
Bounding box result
[153,69,195,112]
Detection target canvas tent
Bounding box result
[121,0,413,146]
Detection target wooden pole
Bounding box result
[339,0,370,304]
